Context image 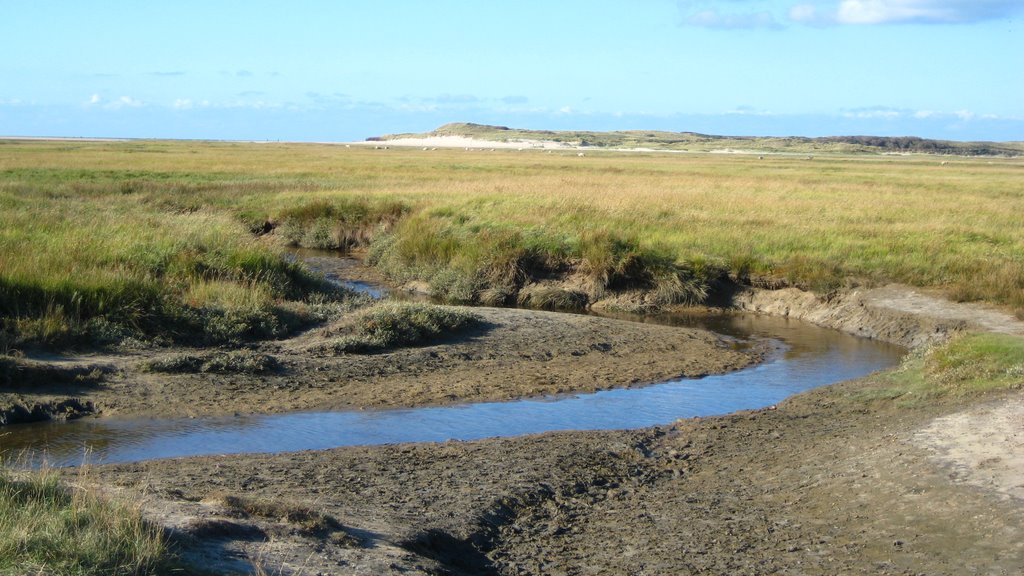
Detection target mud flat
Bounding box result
[87,376,1023,575]
[0,307,754,422]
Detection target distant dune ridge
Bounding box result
[367,122,1023,156]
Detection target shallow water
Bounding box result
[0,311,903,468]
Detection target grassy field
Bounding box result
[1,138,1023,348]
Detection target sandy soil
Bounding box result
[1,307,754,422]
[351,135,574,150]
[915,394,1024,502]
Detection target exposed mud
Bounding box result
[12,263,1024,574]
[1,307,754,421]
[732,283,1024,348]
[84,381,1024,575]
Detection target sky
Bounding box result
[1,0,1022,142]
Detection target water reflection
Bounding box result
[0,311,903,468]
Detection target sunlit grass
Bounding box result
[0,466,185,575]
[857,333,1024,405]
[2,139,1022,348]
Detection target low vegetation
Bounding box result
[2,138,1023,351]
[0,467,185,575]
[210,493,353,540]
[860,333,1024,405]
[328,302,480,354]
[142,350,279,374]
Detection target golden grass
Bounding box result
[2,139,1022,340]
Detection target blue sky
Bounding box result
[2,0,1022,141]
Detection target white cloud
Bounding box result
[0,98,22,106]
[794,0,1024,25]
[87,94,101,106]
[105,96,144,110]
[842,106,904,119]
[788,4,821,23]
[172,99,212,110]
[679,1,782,29]
[726,106,774,116]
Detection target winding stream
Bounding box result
[0,256,905,467]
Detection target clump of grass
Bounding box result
[516,285,589,311]
[861,333,1024,404]
[210,493,351,540]
[369,214,716,308]
[142,350,280,374]
[274,197,408,250]
[329,302,480,354]
[0,467,184,575]
[368,215,562,303]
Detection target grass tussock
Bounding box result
[369,215,717,307]
[142,350,279,375]
[274,197,408,250]
[328,302,480,354]
[210,493,349,539]
[0,467,184,575]
[861,333,1024,404]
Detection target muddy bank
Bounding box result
[85,380,1024,575]
[1,307,754,422]
[731,283,1024,348]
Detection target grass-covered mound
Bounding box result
[328,302,481,354]
[861,333,1024,405]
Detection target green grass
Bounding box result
[2,139,1023,350]
[0,467,187,575]
[328,302,480,353]
[858,333,1024,405]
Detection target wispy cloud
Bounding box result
[86,94,145,110]
[150,71,186,77]
[679,1,782,29]
[172,99,211,110]
[841,105,904,119]
[107,96,144,110]
[791,1,1024,25]
[726,106,775,116]
[0,98,22,106]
